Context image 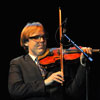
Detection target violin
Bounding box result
[38,47,100,65]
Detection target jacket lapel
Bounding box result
[24,54,43,79]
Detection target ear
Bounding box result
[24,42,29,47]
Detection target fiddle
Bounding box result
[38,47,100,65]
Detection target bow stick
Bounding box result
[59,7,64,84]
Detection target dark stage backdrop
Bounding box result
[1,1,100,100]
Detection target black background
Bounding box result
[1,1,100,100]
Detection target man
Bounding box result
[8,22,92,100]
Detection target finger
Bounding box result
[88,47,92,54]
[82,47,87,52]
[85,47,92,54]
[54,78,63,83]
[53,75,64,81]
[54,71,63,78]
[53,76,64,83]
[82,47,92,54]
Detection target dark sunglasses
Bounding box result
[29,35,47,40]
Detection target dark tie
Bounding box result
[35,58,46,79]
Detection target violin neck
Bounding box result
[64,49,100,54]
[92,49,100,53]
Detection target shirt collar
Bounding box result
[28,53,37,62]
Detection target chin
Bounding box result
[38,49,45,56]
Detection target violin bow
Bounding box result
[59,7,64,83]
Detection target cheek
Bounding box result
[29,42,36,50]
[31,43,37,50]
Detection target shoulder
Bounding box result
[10,55,27,65]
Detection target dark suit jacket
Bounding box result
[8,54,86,100]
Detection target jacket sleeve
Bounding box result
[64,60,86,99]
[8,59,46,99]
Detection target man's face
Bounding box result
[27,27,47,57]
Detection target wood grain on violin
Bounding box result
[38,47,100,65]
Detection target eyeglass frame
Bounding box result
[29,35,48,41]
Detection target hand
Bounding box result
[44,71,64,86]
[80,47,92,66]
[81,47,92,55]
